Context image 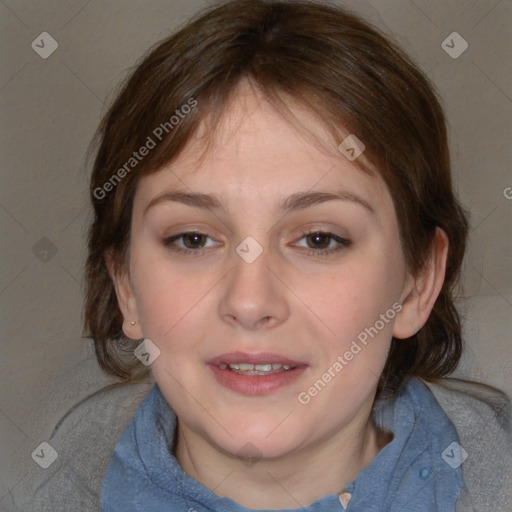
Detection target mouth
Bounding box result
[206,351,308,395]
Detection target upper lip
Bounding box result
[207,351,308,367]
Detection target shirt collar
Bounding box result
[341,377,463,511]
[102,377,463,511]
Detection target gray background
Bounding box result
[1,0,511,506]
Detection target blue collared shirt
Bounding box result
[101,377,463,511]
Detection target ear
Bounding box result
[393,228,449,339]
[105,251,143,340]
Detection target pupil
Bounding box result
[308,232,329,249]
[184,233,205,248]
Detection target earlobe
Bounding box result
[393,228,449,339]
[104,251,143,340]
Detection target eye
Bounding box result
[162,230,351,258]
[293,230,351,257]
[163,231,220,255]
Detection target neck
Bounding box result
[174,406,393,509]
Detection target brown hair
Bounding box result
[84,0,469,397]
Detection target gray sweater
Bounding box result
[7,376,512,511]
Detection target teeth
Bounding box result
[256,364,272,371]
[239,363,257,371]
[220,362,296,374]
[228,363,284,371]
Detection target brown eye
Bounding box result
[293,230,351,258]
[182,232,208,249]
[306,232,331,249]
[163,231,221,255]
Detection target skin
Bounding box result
[110,81,448,509]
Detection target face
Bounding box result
[117,85,412,461]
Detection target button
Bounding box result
[419,466,431,479]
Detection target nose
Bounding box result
[218,242,290,331]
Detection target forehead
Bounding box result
[134,84,393,218]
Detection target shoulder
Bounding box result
[11,377,153,512]
[423,377,512,511]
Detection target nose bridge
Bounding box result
[219,236,288,329]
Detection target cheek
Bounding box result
[135,273,206,342]
[129,244,192,337]
[296,266,397,421]
[130,252,223,370]
[295,254,402,342]
[134,275,211,389]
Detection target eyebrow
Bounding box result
[143,189,374,216]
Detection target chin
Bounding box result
[212,426,304,462]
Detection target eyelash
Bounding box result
[296,230,352,257]
[162,230,351,258]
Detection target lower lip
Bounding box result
[208,364,307,395]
